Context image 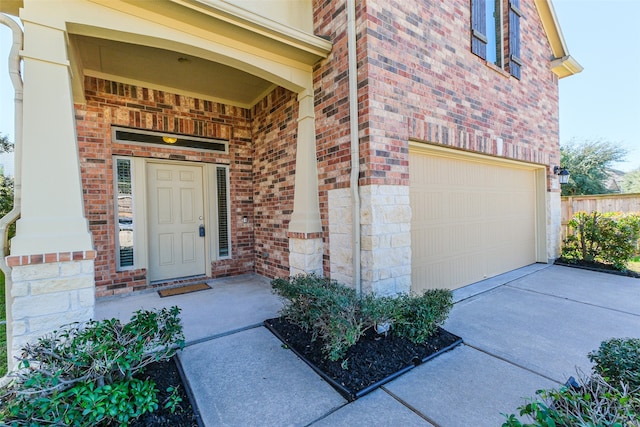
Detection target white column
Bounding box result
[10,20,93,255]
[288,88,322,234]
[288,87,323,276]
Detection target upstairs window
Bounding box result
[471,0,521,79]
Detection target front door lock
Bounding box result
[199,224,205,237]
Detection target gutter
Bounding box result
[346,0,361,296]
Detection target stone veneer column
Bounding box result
[5,251,96,370]
[329,185,412,296]
[288,88,323,275]
[547,189,562,262]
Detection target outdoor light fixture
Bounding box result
[162,136,178,144]
[554,166,570,184]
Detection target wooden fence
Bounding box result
[561,193,640,241]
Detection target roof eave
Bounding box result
[535,0,583,78]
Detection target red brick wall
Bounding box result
[364,0,561,183]
[312,0,561,275]
[76,77,255,297]
[251,87,299,278]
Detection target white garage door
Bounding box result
[410,144,545,292]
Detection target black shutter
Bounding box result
[509,0,522,79]
[471,0,487,59]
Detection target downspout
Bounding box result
[0,14,22,265]
[346,0,361,296]
[0,13,24,361]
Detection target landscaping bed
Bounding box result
[555,258,640,278]
[130,357,200,427]
[265,316,462,401]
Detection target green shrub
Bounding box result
[272,275,364,361]
[502,373,640,427]
[272,275,453,362]
[562,211,640,270]
[589,338,640,392]
[389,289,453,344]
[503,337,640,426]
[0,307,184,426]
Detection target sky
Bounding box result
[0,1,639,175]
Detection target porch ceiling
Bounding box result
[72,35,276,108]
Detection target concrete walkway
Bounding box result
[96,265,640,426]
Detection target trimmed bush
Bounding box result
[272,275,364,361]
[589,338,640,392]
[0,307,185,426]
[272,274,453,362]
[562,211,640,270]
[389,290,453,344]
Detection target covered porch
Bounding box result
[1,0,331,367]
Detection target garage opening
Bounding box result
[409,142,547,292]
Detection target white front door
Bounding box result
[147,163,206,281]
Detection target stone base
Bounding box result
[328,185,412,296]
[5,251,96,370]
[288,234,323,276]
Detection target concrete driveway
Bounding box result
[96,264,640,426]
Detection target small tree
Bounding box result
[621,168,640,193]
[560,138,628,196]
[561,211,640,270]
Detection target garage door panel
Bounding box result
[410,148,540,292]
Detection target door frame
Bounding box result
[113,155,233,285]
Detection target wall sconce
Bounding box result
[554,166,570,184]
[162,136,178,144]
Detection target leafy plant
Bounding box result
[589,338,640,392]
[272,275,364,361]
[272,275,453,362]
[164,385,183,414]
[0,307,184,425]
[389,289,453,344]
[561,211,640,270]
[502,373,640,427]
[503,337,640,426]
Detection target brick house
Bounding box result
[0,0,579,365]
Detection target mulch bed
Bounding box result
[130,357,200,427]
[264,317,462,401]
[555,258,640,278]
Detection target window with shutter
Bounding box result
[471,0,488,59]
[509,0,522,79]
[216,166,230,258]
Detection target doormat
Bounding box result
[158,283,211,298]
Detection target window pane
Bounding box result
[116,159,134,268]
[216,167,230,257]
[485,0,501,66]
